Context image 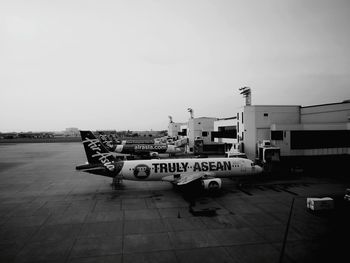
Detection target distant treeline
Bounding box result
[0,137,81,143]
[0,136,164,144]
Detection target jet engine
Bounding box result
[201,178,222,190]
[149,152,159,159]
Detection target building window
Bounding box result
[202,131,208,137]
[237,113,239,120]
[241,132,244,140]
[264,113,268,117]
[237,123,239,133]
[271,131,283,140]
[241,112,244,123]
[291,130,350,149]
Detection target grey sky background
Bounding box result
[1,0,349,132]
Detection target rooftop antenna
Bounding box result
[239,86,251,106]
[187,108,194,119]
[168,116,173,123]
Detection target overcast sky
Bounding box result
[1,0,349,132]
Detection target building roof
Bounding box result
[217,117,236,120]
[301,100,350,109]
[243,100,350,109]
[192,117,218,120]
[248,105,300,108]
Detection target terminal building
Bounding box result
[187,117,217,149]
[168,116,237,155]
[236,100,350,173]
[167,122,185,138]
[168,97,349,173]
[212,117,237,153]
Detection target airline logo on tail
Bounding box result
[98,133,116,151]
[82,137,115,171]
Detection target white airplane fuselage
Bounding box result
[114,144,182,155]
[119,157,262,181]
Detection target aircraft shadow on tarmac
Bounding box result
[173,180,225,217]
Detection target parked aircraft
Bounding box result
[76,131,263,189]
[97,131,184,158]
[97,131,155,145]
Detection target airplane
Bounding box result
[97,131,184,158]
[76,131,263,190]
[97,131,155,145]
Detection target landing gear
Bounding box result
[112,175,122,189]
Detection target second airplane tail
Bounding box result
[98,132,117,151]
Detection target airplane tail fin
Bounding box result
[79,130,116,171]
[98,131,116,151]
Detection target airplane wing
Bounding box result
[162,172,214,186]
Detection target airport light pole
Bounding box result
[239,86,251,106]
[279,197,295,263]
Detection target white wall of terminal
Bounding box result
[167,122,185,137]
[237,105,300,160]
[301,102,350,123]
[237,102,350,160]
[187,117,217,149]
